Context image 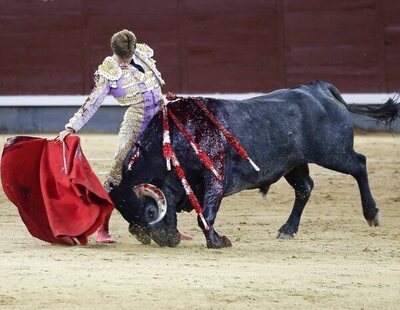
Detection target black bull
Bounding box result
[109,81,399,248]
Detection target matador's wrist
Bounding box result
[65,127,76,133]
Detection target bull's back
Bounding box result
[207,81,353,193]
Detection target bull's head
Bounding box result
[111,183,181,247]
[109,114,183,247]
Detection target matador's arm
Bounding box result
[65,74,111,132]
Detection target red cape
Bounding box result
[1,136,114,245]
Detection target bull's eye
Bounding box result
[133,184,168,225]
[144,199,159,223]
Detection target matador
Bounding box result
[59,29,165,243]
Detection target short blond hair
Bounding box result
[110,29,137,59]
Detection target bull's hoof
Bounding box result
[277,223,297,239]
[207,235,232,249]
[367,212,380,227]
[277,231,296,239]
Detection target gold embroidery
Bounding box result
[106,103,145,187]
[82,75,108,111]
[121,68,141,90]
[143,79,160,91]
[115,93,144,105]
[117,65,162,106]
[124,86,137,99]
[98,56,122,80]
[65,74,109,130]
[135,43,153,57]
[131,64,162,90]
[134,44,165,86]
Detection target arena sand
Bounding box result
[0,133,399,309]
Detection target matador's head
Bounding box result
[111,29,137,67]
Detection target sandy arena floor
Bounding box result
[0,133,399,309]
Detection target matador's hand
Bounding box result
[58,128,74,141]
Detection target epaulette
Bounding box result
[97,56,122,81]
[135,43,154,58]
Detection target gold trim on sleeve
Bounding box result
[98,56,122,81]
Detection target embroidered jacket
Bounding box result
[65,43,165,132]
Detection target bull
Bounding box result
[109,80,399,248]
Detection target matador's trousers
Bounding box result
[104,86,163,192]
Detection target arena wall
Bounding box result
[0,94,399,133]
[1,0,399,95]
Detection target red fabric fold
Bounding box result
[1,136,114,245]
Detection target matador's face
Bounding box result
[114,55,133,69]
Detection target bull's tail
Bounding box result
[327,83,400,129]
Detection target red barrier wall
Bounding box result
[0,0,399,95]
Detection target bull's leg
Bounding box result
[198,219,232,249]
[278,164,314,239]
[353,153,379,226]
[197,179,232,249]
[321,152,379,226]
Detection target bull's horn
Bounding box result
[133,183,167,225]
